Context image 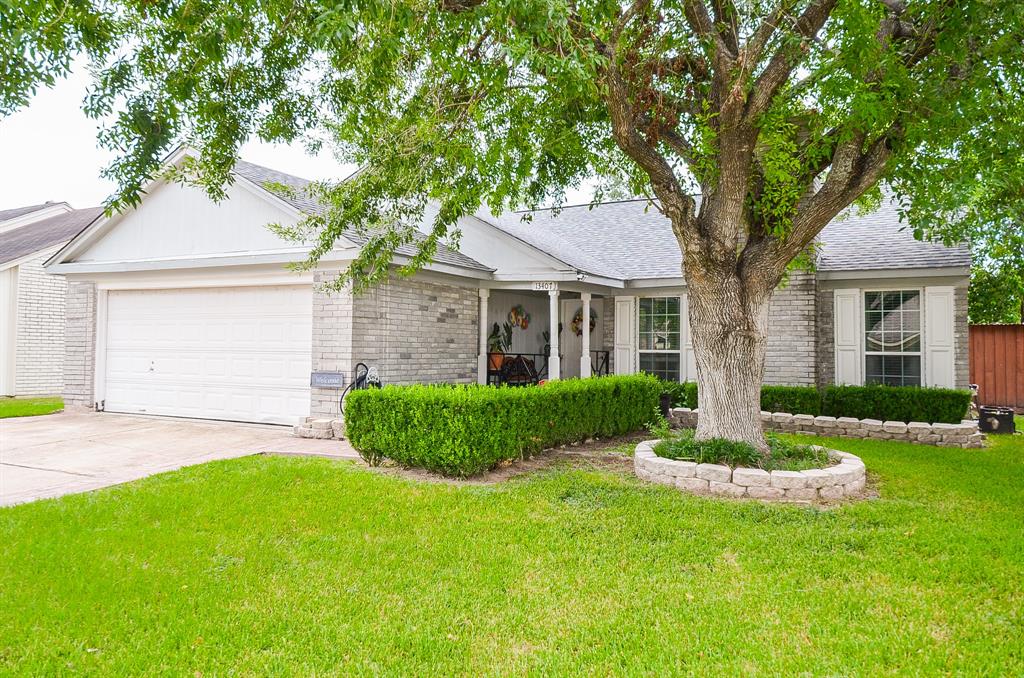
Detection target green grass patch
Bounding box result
[0,396,63,418]
[654,430,830,471]
[0,435,1022,673]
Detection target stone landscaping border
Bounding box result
[669,408,984,448]
[634,440,866,501]
[294,417,345,440]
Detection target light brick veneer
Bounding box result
[63,281,97,409]
[764,271,818,386]
[307,274,479,424]
[351,277,478,387]
[14,251,67,396]
[634,439,867,501]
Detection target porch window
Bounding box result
[864,290,922,386]
[638,297,681,381]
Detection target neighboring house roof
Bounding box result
[497,193,970,280]
[233,160,493,272]
[0,207,103,266]
[0,203,54,223]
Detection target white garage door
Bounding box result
[103,285,312,424]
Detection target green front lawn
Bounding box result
[1,434,1022,674]
[0,396,63,418]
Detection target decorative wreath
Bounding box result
[571,307,598,336]
[508,304,531,330]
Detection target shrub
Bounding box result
[822,384,971,424]
[660,380,690,408]
[344,374,662,477]
[652,429,827,471]
[760,385,822,416]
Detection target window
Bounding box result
[864,290,921,386]
[638,297,681,381]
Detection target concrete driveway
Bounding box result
[0,412,358,507]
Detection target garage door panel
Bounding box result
[103,285,312,424]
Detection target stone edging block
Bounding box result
[634,440,866,503]
[668,408,984,448]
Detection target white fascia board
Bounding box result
[490,271,624,288]
[624,276,687,289]
[47,247,313,274]
[817,266,968,281]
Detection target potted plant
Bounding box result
[488,321,513,370]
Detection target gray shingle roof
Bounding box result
[233,160,493,272]
[0,203,54,223]
[0,207,103,266]
[500,193,970,279]
[817,197,971,271]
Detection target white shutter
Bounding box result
[613,296,636,375]
[924,286,956,388]
[834,288,862,385]
[680,293,697,382]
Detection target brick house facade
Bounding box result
[45,149,972,426]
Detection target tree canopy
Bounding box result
[4,0,1023,290]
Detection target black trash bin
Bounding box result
[978,406,1016,434]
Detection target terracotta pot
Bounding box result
[488,353,504,371]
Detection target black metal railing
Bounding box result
[487,350,611,386]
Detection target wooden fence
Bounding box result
[969,324,1024,410]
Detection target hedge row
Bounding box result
[659,380,971,424]
[345,374,662,477]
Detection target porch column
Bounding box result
[548,289,560,380]
[477,288,489,384]
[580,292,592,378]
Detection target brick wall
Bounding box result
[12,252,66,395]
[603,296,616,373]
[310,271,354,419]
[351,277,478,387]
[815,288,835,389]
[764,271,818,386]
[63,281,96,409]
[954,281,969,389]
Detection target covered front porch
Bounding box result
[477,285,611,385]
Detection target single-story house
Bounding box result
[45,148,970,425]
[1,202,103,397]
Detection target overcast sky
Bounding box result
[0,65,594,212]
[0,65,354,210]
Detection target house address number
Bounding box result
[532,281,559,292]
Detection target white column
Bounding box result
[477,288,489,384]
[580,292,592,378]
[548,289,560,380]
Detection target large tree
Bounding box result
[6,0,1024,450]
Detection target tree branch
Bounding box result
[745,0,838,120]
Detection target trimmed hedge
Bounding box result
[345,374,662,477]
[761,385,822,417]
[822,385,971,424]
[665,381,970,424]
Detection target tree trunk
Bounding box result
[687,272,773,453]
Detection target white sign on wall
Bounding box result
[532,281,559,292]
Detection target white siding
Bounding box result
[0,267,17,395]
[76,179,300,263]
